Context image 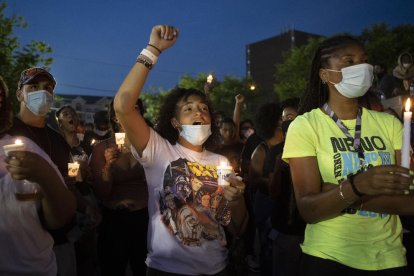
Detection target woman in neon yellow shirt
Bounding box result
[283,35,414,275]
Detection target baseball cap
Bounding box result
[18,67,56,90]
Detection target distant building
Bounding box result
[246,29,321,106]
[49,94,111,126]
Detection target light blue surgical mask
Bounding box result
[180,124,212,146]
[24,90,54,116]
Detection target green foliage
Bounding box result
[141,73,258,122]
[274,37,324,101]
[361,23,414,72]
[180,73,257,120]
[0,2,53,112]
[274,23,414,101]
[140,91,168,124]
[179,73,208,91]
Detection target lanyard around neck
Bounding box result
[323,103,366,168]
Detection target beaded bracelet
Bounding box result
[136,55,153,70]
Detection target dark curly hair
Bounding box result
[254,102,282,140]
[154,88,220,150]
[0,76,13,136]
[298,35,364,115]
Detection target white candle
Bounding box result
[68,162,80,177]
[402,98,412,168]
[217,161,233,186]
[115,132,126,149]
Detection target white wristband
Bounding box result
[140,48,158,64]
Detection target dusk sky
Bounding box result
[7,0,414,97]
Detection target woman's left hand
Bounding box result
[222,175,245,202]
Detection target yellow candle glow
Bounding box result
[3,139,25,157]
[68,161,80,177]
[15,139,23,145]
[115,132,126,148]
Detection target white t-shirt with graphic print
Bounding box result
[131,128,230,275]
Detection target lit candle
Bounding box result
[217,161,233,186]
[115,132,126,149]
[3,139,25,157]
[402,98,412,168]
[68,162,80,177]
[206,74,213,84]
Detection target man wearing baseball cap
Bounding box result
[8,67,77,276]
[10,67,69,173]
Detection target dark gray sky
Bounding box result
[7,0,414,96]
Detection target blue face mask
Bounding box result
[24,90,54,116]
[179,124,212,146]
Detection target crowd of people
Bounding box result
[0,24,414,276]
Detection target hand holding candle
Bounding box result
[402,98,412,169]
[3,139,41,200]
[3,139,25,157]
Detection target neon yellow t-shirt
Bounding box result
[282,107,406,270]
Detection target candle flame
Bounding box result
[406,98,411,112]
[219,161,227,167]
[207,74,213,84]
[15,139,23,145]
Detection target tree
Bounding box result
[361,23,414,72]
[179,73,258,120]
[274,23,414,100]
[0,2,53,112]
[141,73,258,124]
[274,37,324,101]
[140,90,168,125]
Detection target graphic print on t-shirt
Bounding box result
[330,135,392,218]
[159,158,230,247]
[330,135,392,183]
